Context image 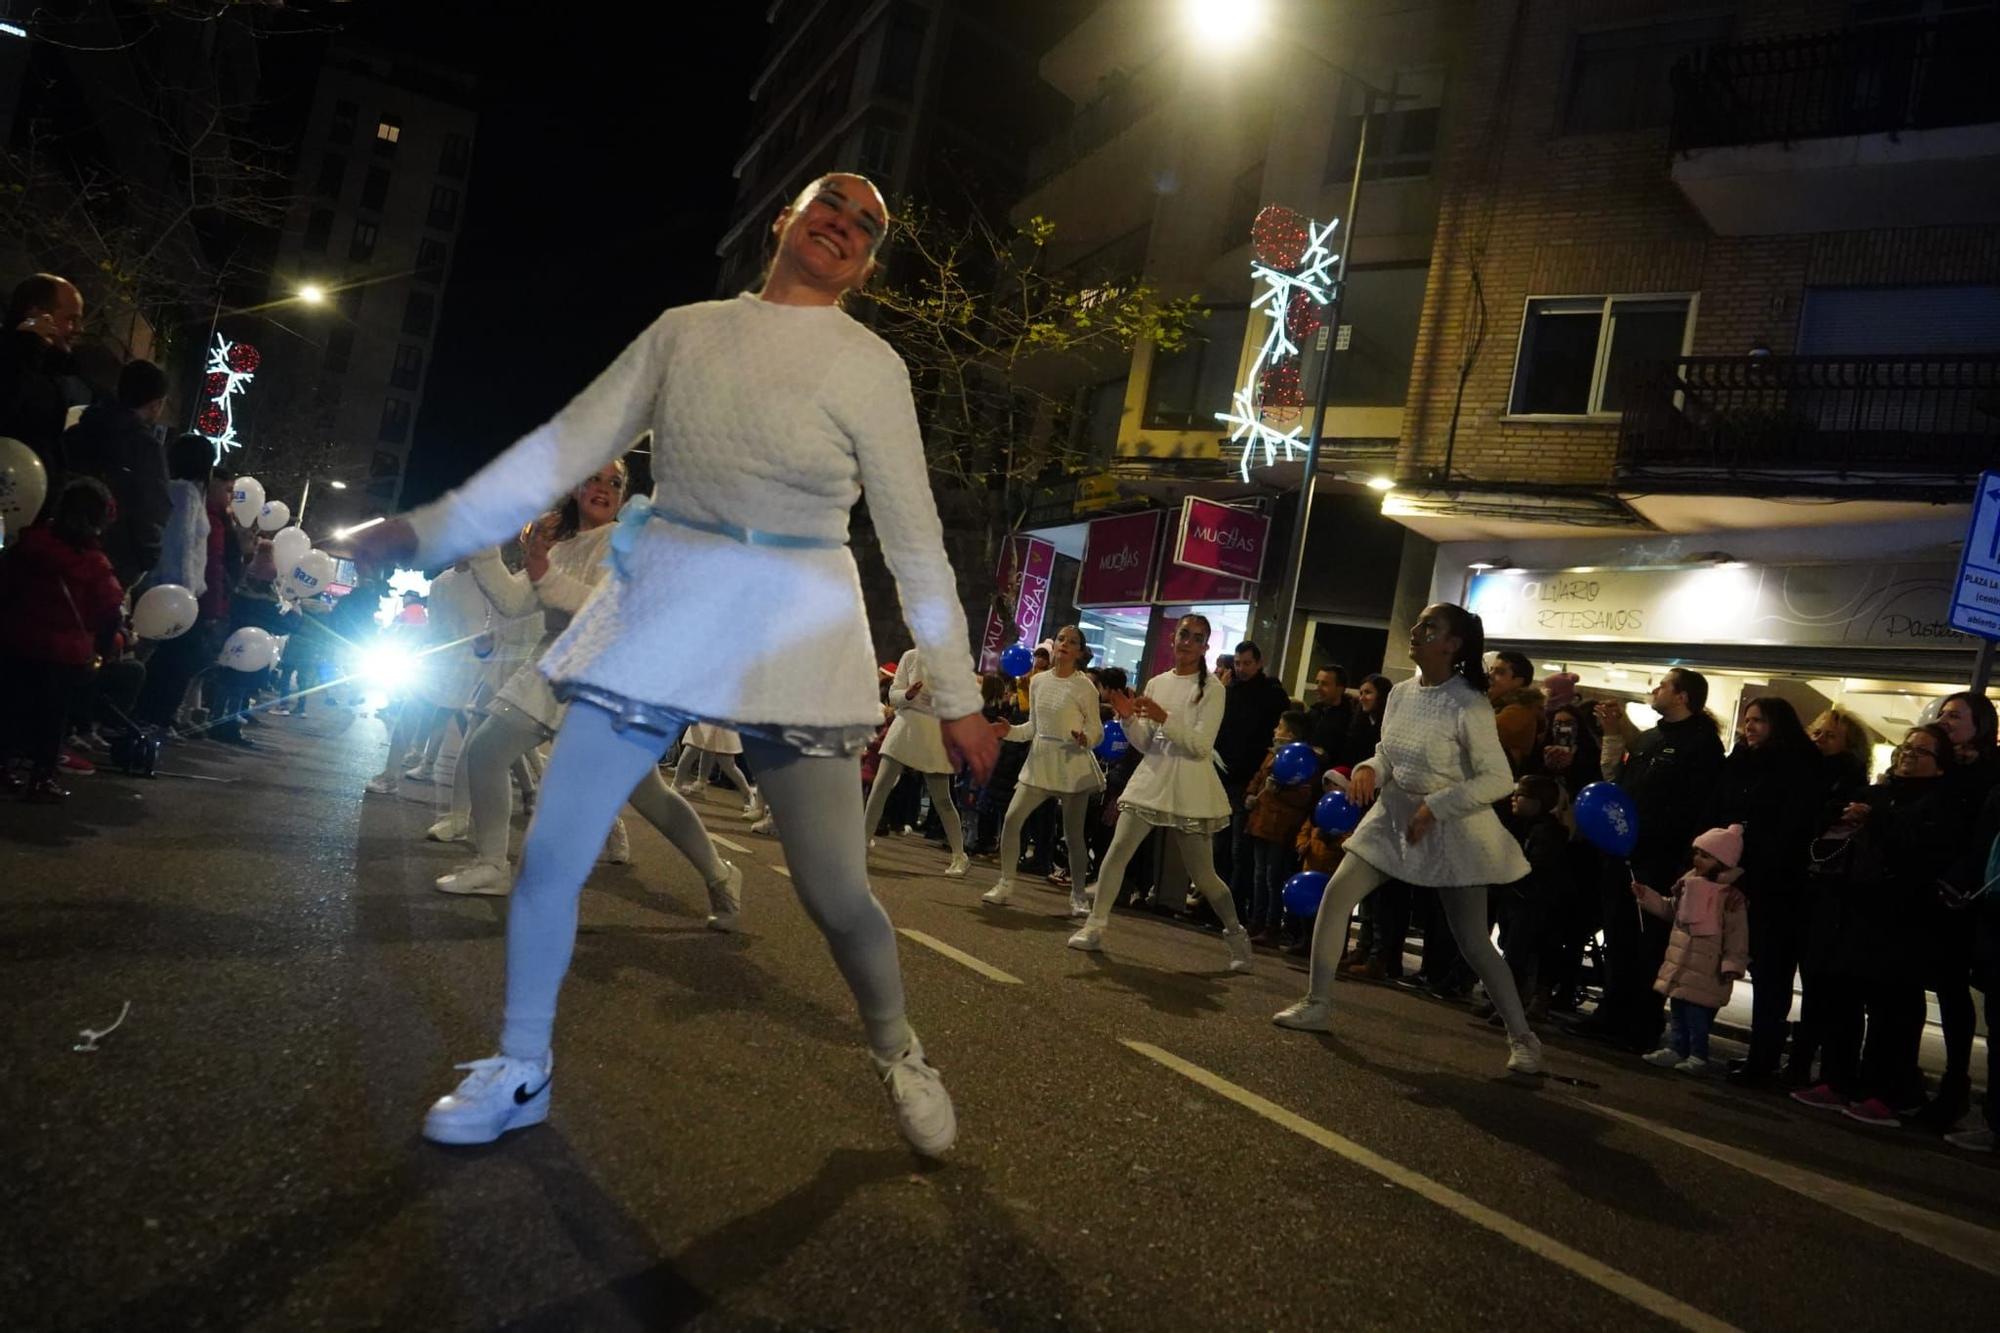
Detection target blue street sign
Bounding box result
[1949,470,2000,640]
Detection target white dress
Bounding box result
[684,722,742,754]
[1118,668,1230,833]
[463,524,614,732]
[879,648,954,774]
[405,293,979,740]
[1007,669,1104,793]
[1342,674,1530,888]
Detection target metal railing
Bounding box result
[1670,11,2000,150]
[1617,354,2000,486]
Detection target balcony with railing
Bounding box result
[1616,354,2000,498]
[1666,11,2000,234]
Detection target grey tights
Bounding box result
[999,783,1092,912]
[861,755,964,856]
[675,744,750,797]
[1083,814,1243,934]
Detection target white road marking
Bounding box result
[897,929,1023,985]
[1579,1100,2000,1279]
[708,833,751,855]
[1123,1041,1741,1333]
[771,866,791,879]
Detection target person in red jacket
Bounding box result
[0,477,125,801]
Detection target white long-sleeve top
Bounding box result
[1342,674,1529,888]
[879,648,953,773]
[463,525,614,730]
[404,293,979,734]
[151,480,209,595]
[1118,667,1230,827]
[414,566,491,709]
[1006,668,1104,793]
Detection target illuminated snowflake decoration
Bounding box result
[199,334,262,465]
[1217,206,1340,481]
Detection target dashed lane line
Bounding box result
[897,928,1023,986]
[1122,1040,1742,1333]
[707,832,752,855]
[771,866,791,879]
[1578,1100,2000,1280]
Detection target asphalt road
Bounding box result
[5,708,1997,1331]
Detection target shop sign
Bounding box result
[1466,561,1978,650]
[1173,497,1270,583]
[977,535,1056,672]
[1948,470,2000,639]
[1076,511,1160,607]
[1158,559,1249,604]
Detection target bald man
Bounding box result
[2,273,85,515]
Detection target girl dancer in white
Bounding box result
[1273,603,1545,1074]
[675,721,759,816]
[429,563,546,841]
[354,172,998,1155]
[862,646,972,877]
[983,624,1102,915]
[433,464,742,929]
[1066,614,1255,973]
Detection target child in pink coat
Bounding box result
[1631,824,1751,1075]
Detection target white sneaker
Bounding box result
[943,852,970,878]
[600,819,631,865]
[1223,925,1255,974]
[678,780,707,797]
[436,860,509,896]
[1674,1056,1715,1076]
[1507,1032,1546,1075]
[421,1053,553,1145]
[742,789,765,819]
[365,774,398,796]
[1273,998,1332,1032]
[426,813,470,843]
[1642,1047,1682,1068]
[404,763,435,783]
[705,861,743,933]
[750,813,776,835]
[1066,924,1104,952]
[981,880,1014,905]
[873,1034,955,1157]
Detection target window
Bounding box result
[348,220,379,261]
[323,328,354,375]
[1562,15,1734,134]
[877,3,927,98]
[1799,285,2000,354]
[302,208,333,254]
[379,396,413,444]
[402,290,435,337]
[375,115,402,155]
[390,343,424,390]
[315,153,346,199]
[858,123,899,176]
[328,99,357,146]
[1325,68,1444,182]
[1144,306,1250,430]
[427,185,460,230]
[1509,295,1693,416]
[439,132,471,179]
[415,237,447,285]
[1296,265,1432,407]
[360,165,390,212]
[1078,378,1128,462]
[1069,223,1151,286]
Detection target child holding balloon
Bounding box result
[1630,824,1750,1074]
[983,625,1103,914]
[1243,709,1317,943]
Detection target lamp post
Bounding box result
[295,476,349,528]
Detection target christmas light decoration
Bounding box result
[1218,204,1341,480]
[198,334,261,465]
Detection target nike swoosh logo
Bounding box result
[514,1077,551,1104]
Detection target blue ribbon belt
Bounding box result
[611,495,844,577]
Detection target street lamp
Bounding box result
[296,283,327,306]
[297,474,361,527]
[1182,0,1265,50]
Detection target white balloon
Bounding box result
[229,476,265,527]
[270,525,311,572]
[0,436,49,531]
[256,499,290,532]
[217,626,279,672]
[133,583,200,640]
[283,548,337,601]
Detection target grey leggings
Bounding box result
[1305,853,1530,1039]
[999,783,1092,911]
[461,700,724,884]
[499,700,914,1062]
[861,755,964,855]
[675,744,750,797]
[1083,811,1242,935]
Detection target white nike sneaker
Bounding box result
[600,819,631,865]
[705,861,743,933]
[1066,924,1104,952]
[873,1034,955,1158]
[421,1053,553,1145]
[750,813,776,835]
[742,789,765,819]
[1223,925,1255,974]
[1273,998,1333,1032]
[1507,1032,1546,1075]
[678,780,707,798]
[980,880,1014,905]
[943,852,970,878]
[365,774,398,796]
[436,860,509,896]
[404,762,435,783]
[426,813,470,843]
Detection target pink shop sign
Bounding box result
[1173,496,1270,583]
[1075,511,1161,607]
[978,536,1057,671]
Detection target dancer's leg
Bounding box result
[674,745,702,788]
[1083,815,1155,930]
[711,752,751,799]
[922,772,965,856]
[861,755,907,841]
[1059,791,1092,912]
[433,710,469,816]
[465,704,549,865]
[743,735,911,1058]
[1304,856,1391,1000]
[996,784,1047,885]
[625,765,730,885]
[1438,883,1531,1039]
[1170,830,1245,932]
[500,702,668,1060]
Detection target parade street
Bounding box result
[5,712,1996,1332]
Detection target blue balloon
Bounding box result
[1094,718,1128,761]
[1283,870,1330,918]
[1314,789,1361,834]
[1574,781,1640,858]
[999,644,1034,677]
[1272,741,1319,787]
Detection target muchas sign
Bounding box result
[1075,511,1161,607]
[977,535,1057,672]
[1173,496,1270,583]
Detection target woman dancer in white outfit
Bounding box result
[675,721,758,815]
[860,647,972,876]
[354,172,999,1156]
[983,625,1102,915]
[1273,603,1545,1074]
[1066,614,1256,973]
[429,564,546,841]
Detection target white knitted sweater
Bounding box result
[406,294,979,731]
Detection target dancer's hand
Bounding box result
[524,520,556,582]
[944,713,999,782]
[1107,689,1137,720]
[991,719,1012,739]
[350,517,418,577]
[1405,801,1435,844]
[905,682,924,700]
[1069,729,1089,747]
[1348,766,1378,807]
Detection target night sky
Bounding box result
[331,1,771,505]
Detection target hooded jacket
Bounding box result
[62,403,169,587]
[0,523,125,665]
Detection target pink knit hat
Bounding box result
[1542,672,1580,710]
[1693,824,1745,871]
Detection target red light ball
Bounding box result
[1251,205,1311,270]
[224,342,261,375]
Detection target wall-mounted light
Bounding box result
[1697,550,1748,569]
[1365,475,1395,492]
